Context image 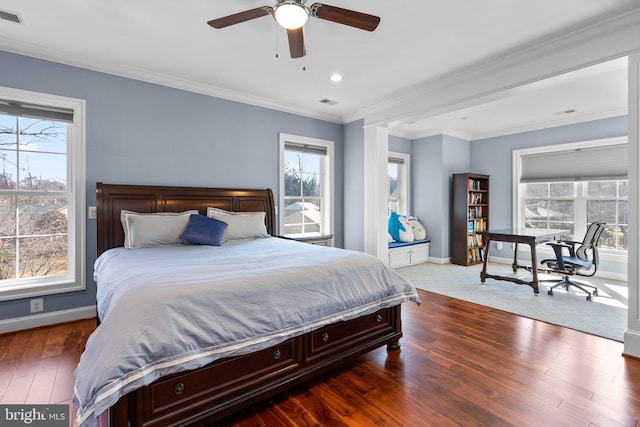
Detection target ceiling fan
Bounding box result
[207,0,381,59]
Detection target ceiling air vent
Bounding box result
[0,10,22,24]
[553,109,576,116]
[319,98,337,106]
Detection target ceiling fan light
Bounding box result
[273,2,308,29]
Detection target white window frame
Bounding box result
[278,133,334,237]
[388,151,411,216]
[513,136,628,260]
[0,86,86,301]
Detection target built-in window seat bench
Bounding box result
[388,240,430,268]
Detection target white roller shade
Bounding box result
[0,99,74,122]
[284,142,327,156]
[520,143,627,183]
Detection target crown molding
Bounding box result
[0,39,344,125]
[388,108,627,142]
[416,128,472,141]
[470,108,628,141]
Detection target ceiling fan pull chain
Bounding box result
[274,21,280,58]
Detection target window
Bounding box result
[0,87,85,300]
[514,137,628,253]
[523,182,576,235]
[587,180,628,250]
[388,152,410,216]
[279,133,333,238]
[522,180,628,251]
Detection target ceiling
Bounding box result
[0,1,636,138]
[391,56,629,140]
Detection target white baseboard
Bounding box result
[488,255,628,282]
[0,305,96,334]
[624,329,640,358]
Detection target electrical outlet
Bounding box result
[30,298,44,313]
[88,206,97,219]
[496,242,503,250]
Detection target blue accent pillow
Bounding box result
[179,214,228,246]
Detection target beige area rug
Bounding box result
[397,262,628,342]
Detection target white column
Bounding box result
[363,125,389,262]
[625,52,640,357]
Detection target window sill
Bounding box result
[0,280,85,302]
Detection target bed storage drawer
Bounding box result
[306,308,397,362]
[143,337,302,423]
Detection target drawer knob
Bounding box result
[375,314,383,322]
[174,383,185,395]
[321,332,329,342]
[273,349,281,360]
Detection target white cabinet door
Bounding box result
[389,242,430,267]
[410,244,430,264]
[389,247,411,268]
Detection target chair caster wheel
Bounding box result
[593,289,598,296]
[586,295,592,301]
[548,290,553,295]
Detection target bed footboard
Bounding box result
[108,305,402,427]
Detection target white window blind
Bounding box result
[284,142,327,156]
[388,156,405,165]
[0,99,74,123]
[520,143,627,183]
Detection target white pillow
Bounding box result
[206,207,269,240]
[120,210,198,249]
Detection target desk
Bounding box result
[480,228,568,294]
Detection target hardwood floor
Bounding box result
[1,289,639,426]
[0,316,94,426]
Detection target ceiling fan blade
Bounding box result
[207,7,272,29]
[310,3,380,31]
[287,28,306,58]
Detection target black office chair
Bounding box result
[540,222,606,301]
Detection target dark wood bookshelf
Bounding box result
[451,173,489,266]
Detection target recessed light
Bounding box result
[329,73,343,82]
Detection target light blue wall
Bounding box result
[0,50,344,321]
[343,119,365,251]
[412,134,471,259]
[389,134,412,154]
[470,115,628,273]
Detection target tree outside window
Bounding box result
[0,114,69,281]
[523,180,628,251]
[283,149,323,236]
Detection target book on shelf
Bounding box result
[467,219,486,234]
[468,192,483,204]
[467,233,485,247]
[467,247,483,263]
[468,206,484,219]
[468,178,482,190]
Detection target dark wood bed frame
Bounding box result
[95,182,403,427]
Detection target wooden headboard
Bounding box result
[96,183,276,256]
